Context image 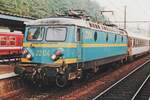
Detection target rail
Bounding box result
[92,59,150,100]
[131,74,150,100]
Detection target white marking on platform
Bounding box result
[0,46,22,50]
[0,58,19,62]
[0,72,18,80]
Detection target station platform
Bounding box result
[0,65,14,74]
[0,65,17,79]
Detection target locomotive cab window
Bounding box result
[46,27,67,41]
[27,27,44,41]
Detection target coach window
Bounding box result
[0,36,6,46]
[132,39,134,47]
[76,28,81,41]
[94,31,97,41]
[136,39,137,47]
[9,36,16,46]
[134,39,135,47]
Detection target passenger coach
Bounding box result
[128,33,150,59]
[0,32,23,62]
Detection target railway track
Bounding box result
[132,74,150,100]
[93,59,150,100]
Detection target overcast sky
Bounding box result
[92,0,150,36]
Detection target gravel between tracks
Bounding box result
[11,55,150,100]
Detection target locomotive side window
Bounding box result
[121,36,123,42]
[94,31,97,41]
[27,27,44,41]
[46,27,66,41]
[76,28,81,41]
[106,33,109,42]
[114,34,117,42]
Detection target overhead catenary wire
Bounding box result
[113,20,150,23]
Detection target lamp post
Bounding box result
[124,6,127,29]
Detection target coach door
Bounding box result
[76,27,82,63]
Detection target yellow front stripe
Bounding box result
[54,58,78,64]
[21,57,77,64]
[21,58,31,62]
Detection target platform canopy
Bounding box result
[0,11,36,32]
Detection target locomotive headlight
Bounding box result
[51,49,63,61]
[26,53,32,60]
[22,48,28,55]
[51,54,57,61]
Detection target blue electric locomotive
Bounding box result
[15,17,128,87]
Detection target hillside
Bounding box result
[0,0,106,22]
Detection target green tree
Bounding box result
[0,0,107,22]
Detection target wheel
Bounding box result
[56,74,68,88]
[80,71,92,82]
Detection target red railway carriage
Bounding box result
[0,32,23,62]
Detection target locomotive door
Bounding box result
[76,27,83,63]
